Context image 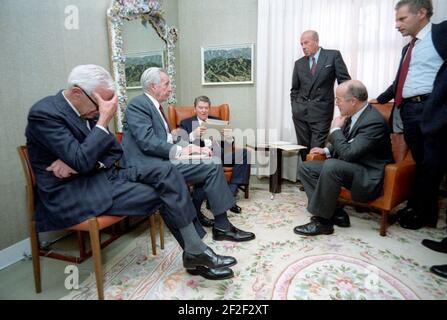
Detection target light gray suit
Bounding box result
[298,104,392,219]
[121,94,235,215]
[291,48,351,160]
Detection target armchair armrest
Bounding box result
[306,153,327,161]
[373,160,416,209]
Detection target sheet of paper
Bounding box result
[275,144,307,151]
[202,119,230,130]
[177,153,211,160]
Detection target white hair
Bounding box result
[140,67,168,93]
[67,64,115,94]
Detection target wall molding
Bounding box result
[0,238,31,270]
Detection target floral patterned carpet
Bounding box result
[62,184,447,300]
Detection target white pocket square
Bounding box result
[348,138,355,143]
[325,64,332,68]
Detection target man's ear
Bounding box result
[418,8,428,19]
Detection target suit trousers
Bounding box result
[106,164,205,248]
[172,159,236,215]
[292,106,332,161]
[298,159,359,219]
[400,101,447,222]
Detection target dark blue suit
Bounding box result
[121,94,235,216]
[25,91,200,246]
[179,115,250,189]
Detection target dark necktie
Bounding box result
[310,57,317,76]
[158,105,171,131]
[88,119,96,131]
[395,38,417,107]
[343,117,352,138]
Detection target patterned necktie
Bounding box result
[158,105,171,131]
[395,38,417,107]
[343,117,352,138]
[310,57,317,76]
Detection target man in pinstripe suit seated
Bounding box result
[25,64,236,280]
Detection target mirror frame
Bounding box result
[107,0,178,131]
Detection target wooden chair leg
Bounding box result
[30,221,42,293]
[77,230,87,261]
[380,210,388,237]
[149,215,157,255]
[88,218,104,300]
[158,214,164,250]
[244,185,249,199]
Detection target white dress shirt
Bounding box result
[403,23,443,98]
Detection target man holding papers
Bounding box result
[122,68,255,246]
[180,95,251,216]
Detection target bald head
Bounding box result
[336,80,368,117]
[339,80,368,102]
[300,30,320,57]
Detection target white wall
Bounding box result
[176,0,258,137]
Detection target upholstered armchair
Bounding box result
[306,101,416,236]
[167,104,249,198]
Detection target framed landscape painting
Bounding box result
[125,50,165,89]
[201,44,254,85]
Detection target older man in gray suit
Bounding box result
[121,67,255,243]
[26,64,238,280]
[295,80,392,236]
[291,30,351,162]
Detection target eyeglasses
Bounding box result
[74,85,99,109]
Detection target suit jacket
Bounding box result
[378,21,447,135]
[422,21,447,135]
[290,48,351,122]
[25,91,123,232]
[327,104,392,202]
[121,94,187,167]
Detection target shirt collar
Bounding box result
[144,92,161,109]
[350,102,369,124]
[196,116,207,124]
[311,47,322,61]
[416,22,431,41]
[62,90,81,117]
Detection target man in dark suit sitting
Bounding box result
[179,95,250,219]
[295,80,392,236]
[121,67,255,243]
[25,64,237,280]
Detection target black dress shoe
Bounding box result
[212,224,256,242]
[187,266,234,280]
[311,209,350,228]
[183,247,237,269]
[333,208,350,227]
[430,265,447,279]
[293,220,334,236]
[230,204,242,214]
[422,238,447,254]
[198,211,214,228]
[389,206,412,225]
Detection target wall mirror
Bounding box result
[107,0,178,131]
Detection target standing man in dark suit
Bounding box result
[179,95,250,216]
[377,0,447,230]
[291,30,351,162]
[294,80,392,236]
[25,64,238,280]
[121,67,255,243]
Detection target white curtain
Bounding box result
[256,0,447,180]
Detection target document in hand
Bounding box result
[202,119,230,130]
[178,153,211,160]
